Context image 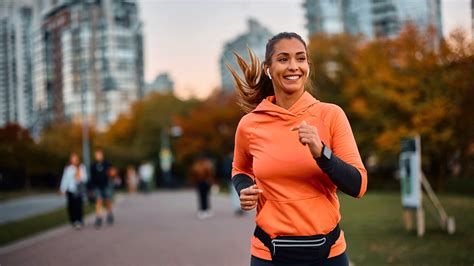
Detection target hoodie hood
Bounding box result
[252,91,320,120]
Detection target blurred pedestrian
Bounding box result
[126,165,138,194]
[90,148,114,228]
[59,152,87,230]
[228,32,367,265]
[109,166,122,189]
[189,155,215,219]
[138,160,154,193]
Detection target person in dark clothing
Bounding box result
[89,148,114,228]
[190,155,215,219]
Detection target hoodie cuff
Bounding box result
[316,152,362,198]
[232,174,254,196]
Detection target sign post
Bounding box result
[399,136,424,236]
[399,136,455,236]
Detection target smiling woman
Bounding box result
[227,32,367,266]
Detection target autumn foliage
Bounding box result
[308,25,474,188]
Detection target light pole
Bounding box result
[160,127,172,187]
[80,41,91,174]
[159,125,182,187]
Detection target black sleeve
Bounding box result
[316,153,362,198]
[232,173,254,196]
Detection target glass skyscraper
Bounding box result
[32,0,144,130]
[0,1,34,129]
[219,19,273,92]
[304,0,442,40]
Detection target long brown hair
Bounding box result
[226,32,310,113]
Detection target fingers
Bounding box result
[300,137,310,146]
[299,132,317,144]
[240,184,262,211]
[241,200,257,210]
[240,184,263,195]
[291,120,311,131]
[296,126,316,134]
[241,202,257,211]
[291,121,319,146]
[240,193,260,201]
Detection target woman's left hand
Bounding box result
[291,120,323,159]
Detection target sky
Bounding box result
[138,0,472,100]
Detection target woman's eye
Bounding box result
[278,58,287,62]
[298,57,306,61]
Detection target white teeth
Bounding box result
[285,76,300,80]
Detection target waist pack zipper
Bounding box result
[271,237,326,255]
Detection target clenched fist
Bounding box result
[239,184,263,211]
[291,120,323,159]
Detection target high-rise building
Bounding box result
[146,73,174,95]
[304,0,442,40]
[303,0,345,35]
[32,0,144,130]
[0,0,34,129]
[219,19,273,92]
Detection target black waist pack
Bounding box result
[254,224,341,264]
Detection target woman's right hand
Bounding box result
[239,184,263,211]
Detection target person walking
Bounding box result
[138,161,155,193]
[190,155,215,219]
[228,32,368,265]
[126,165,138,194]
[59,152,87,229]
[89,148,114,228]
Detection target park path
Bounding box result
[0,190,255,266]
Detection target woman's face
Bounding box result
[266,38,309,96]
[70,154,79,166]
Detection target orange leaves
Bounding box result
[308,26,473,177]
[174,93,242,162]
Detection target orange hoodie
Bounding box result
[232,91,367,260]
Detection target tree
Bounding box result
[308,25,474,189]
[95,92,198,178]
[174,92,242,182]
[0,124,34,189]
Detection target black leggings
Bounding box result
[66,192,83,223]
[197,181,211,211]
[250,252,349,266]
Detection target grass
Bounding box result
[339,192,474,265]
[0,204,95,247]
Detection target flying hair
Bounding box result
[225,47,273,113]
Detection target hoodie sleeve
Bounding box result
[318,106,367,198]
[232,117,255,195]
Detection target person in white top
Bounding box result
[138,161,155,193]
[59,153,88,229]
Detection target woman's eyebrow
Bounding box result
[275,51,306,56]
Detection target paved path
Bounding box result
[0,194,65,224]
[0,190,255,266]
